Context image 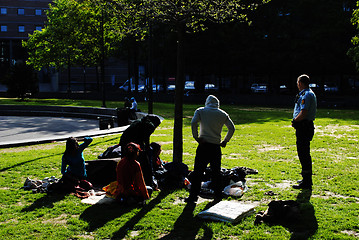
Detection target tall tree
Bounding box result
[111,0,270,163]
[348,1,359,71]
[23,0,124,94]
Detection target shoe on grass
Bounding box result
[292,182,312,190]
[184,196,198,203]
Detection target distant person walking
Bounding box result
[185,95,235,203]
[291,74,317,189]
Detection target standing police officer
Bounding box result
[292,74,317,189]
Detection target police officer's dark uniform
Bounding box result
[292,80,317,189]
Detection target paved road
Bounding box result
[0,116,127,148]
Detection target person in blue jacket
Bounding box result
[61,136,93,191]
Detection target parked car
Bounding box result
[167,84,176,92]
[324,82,339,92]
[309,83,320,92]
[119,80,146,92]
[279,84,290,94]
[205,83,219,92]
[251,83,268,93]
[151,84,164,92]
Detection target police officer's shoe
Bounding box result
[292,182,312,190]
[184,196,198,203]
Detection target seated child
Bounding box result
[150,142,167,171]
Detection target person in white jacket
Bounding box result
[185,95,235,203]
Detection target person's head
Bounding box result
[205,95,220,108]
[124,142,141,160]
[131,97,135,102]
[65,137,79,156]
[146,115,161,128]
[150,142,162,157]
[297,74,310,91]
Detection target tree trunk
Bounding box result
[67,55,71,94]
[173,24,185,163]
[148,22,153,114]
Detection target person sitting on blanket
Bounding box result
[150,142,167,171]
[60,137,93,196]
[103,142,152,204]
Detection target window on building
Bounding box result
[18,8,25,15]
[35,9,42,16]
[35,26,42,31]
[18,26,25,32]
[1,26,7,32]
[1,8,7,15]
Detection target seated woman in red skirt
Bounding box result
[103,142,152,204]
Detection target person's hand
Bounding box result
[220,141,227,148]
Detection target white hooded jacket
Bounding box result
[191,95,235,145]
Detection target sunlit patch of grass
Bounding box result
[0,98,358,239]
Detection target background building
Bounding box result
[0,0,51,91]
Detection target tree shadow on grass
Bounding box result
[159,201,214,240]
[80,200,133,232]
[0,153,60,173]
[21,192,67,212]
[80,189,173,235]
[110,189,175,239]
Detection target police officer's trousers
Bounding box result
[295,120,314,185]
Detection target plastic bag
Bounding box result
[223,181,248,197]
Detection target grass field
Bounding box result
[0,98,358,239]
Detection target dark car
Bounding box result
[251,83,268,93]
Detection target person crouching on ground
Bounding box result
[61,137,93,193]
[103,142,152,205]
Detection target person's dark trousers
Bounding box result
[188,142,222,200]
[295,120,314,186]
[138,151,154,187]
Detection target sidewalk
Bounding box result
[0,116,127,148]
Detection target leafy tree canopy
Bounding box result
[348,1,359,71]
[23,0,126,70]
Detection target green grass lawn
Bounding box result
[0,98,358,239]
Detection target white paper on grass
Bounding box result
[198,201,256,223]
[81,195,116,205]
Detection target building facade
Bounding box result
[0,0,51,64]
[0,0,129,93]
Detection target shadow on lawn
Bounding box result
[0,153,60,173]
[272,189,318,240]
[21,192,67,212]
[290,189,318,240]
[80,189,174,235]
[159,201,214,240]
